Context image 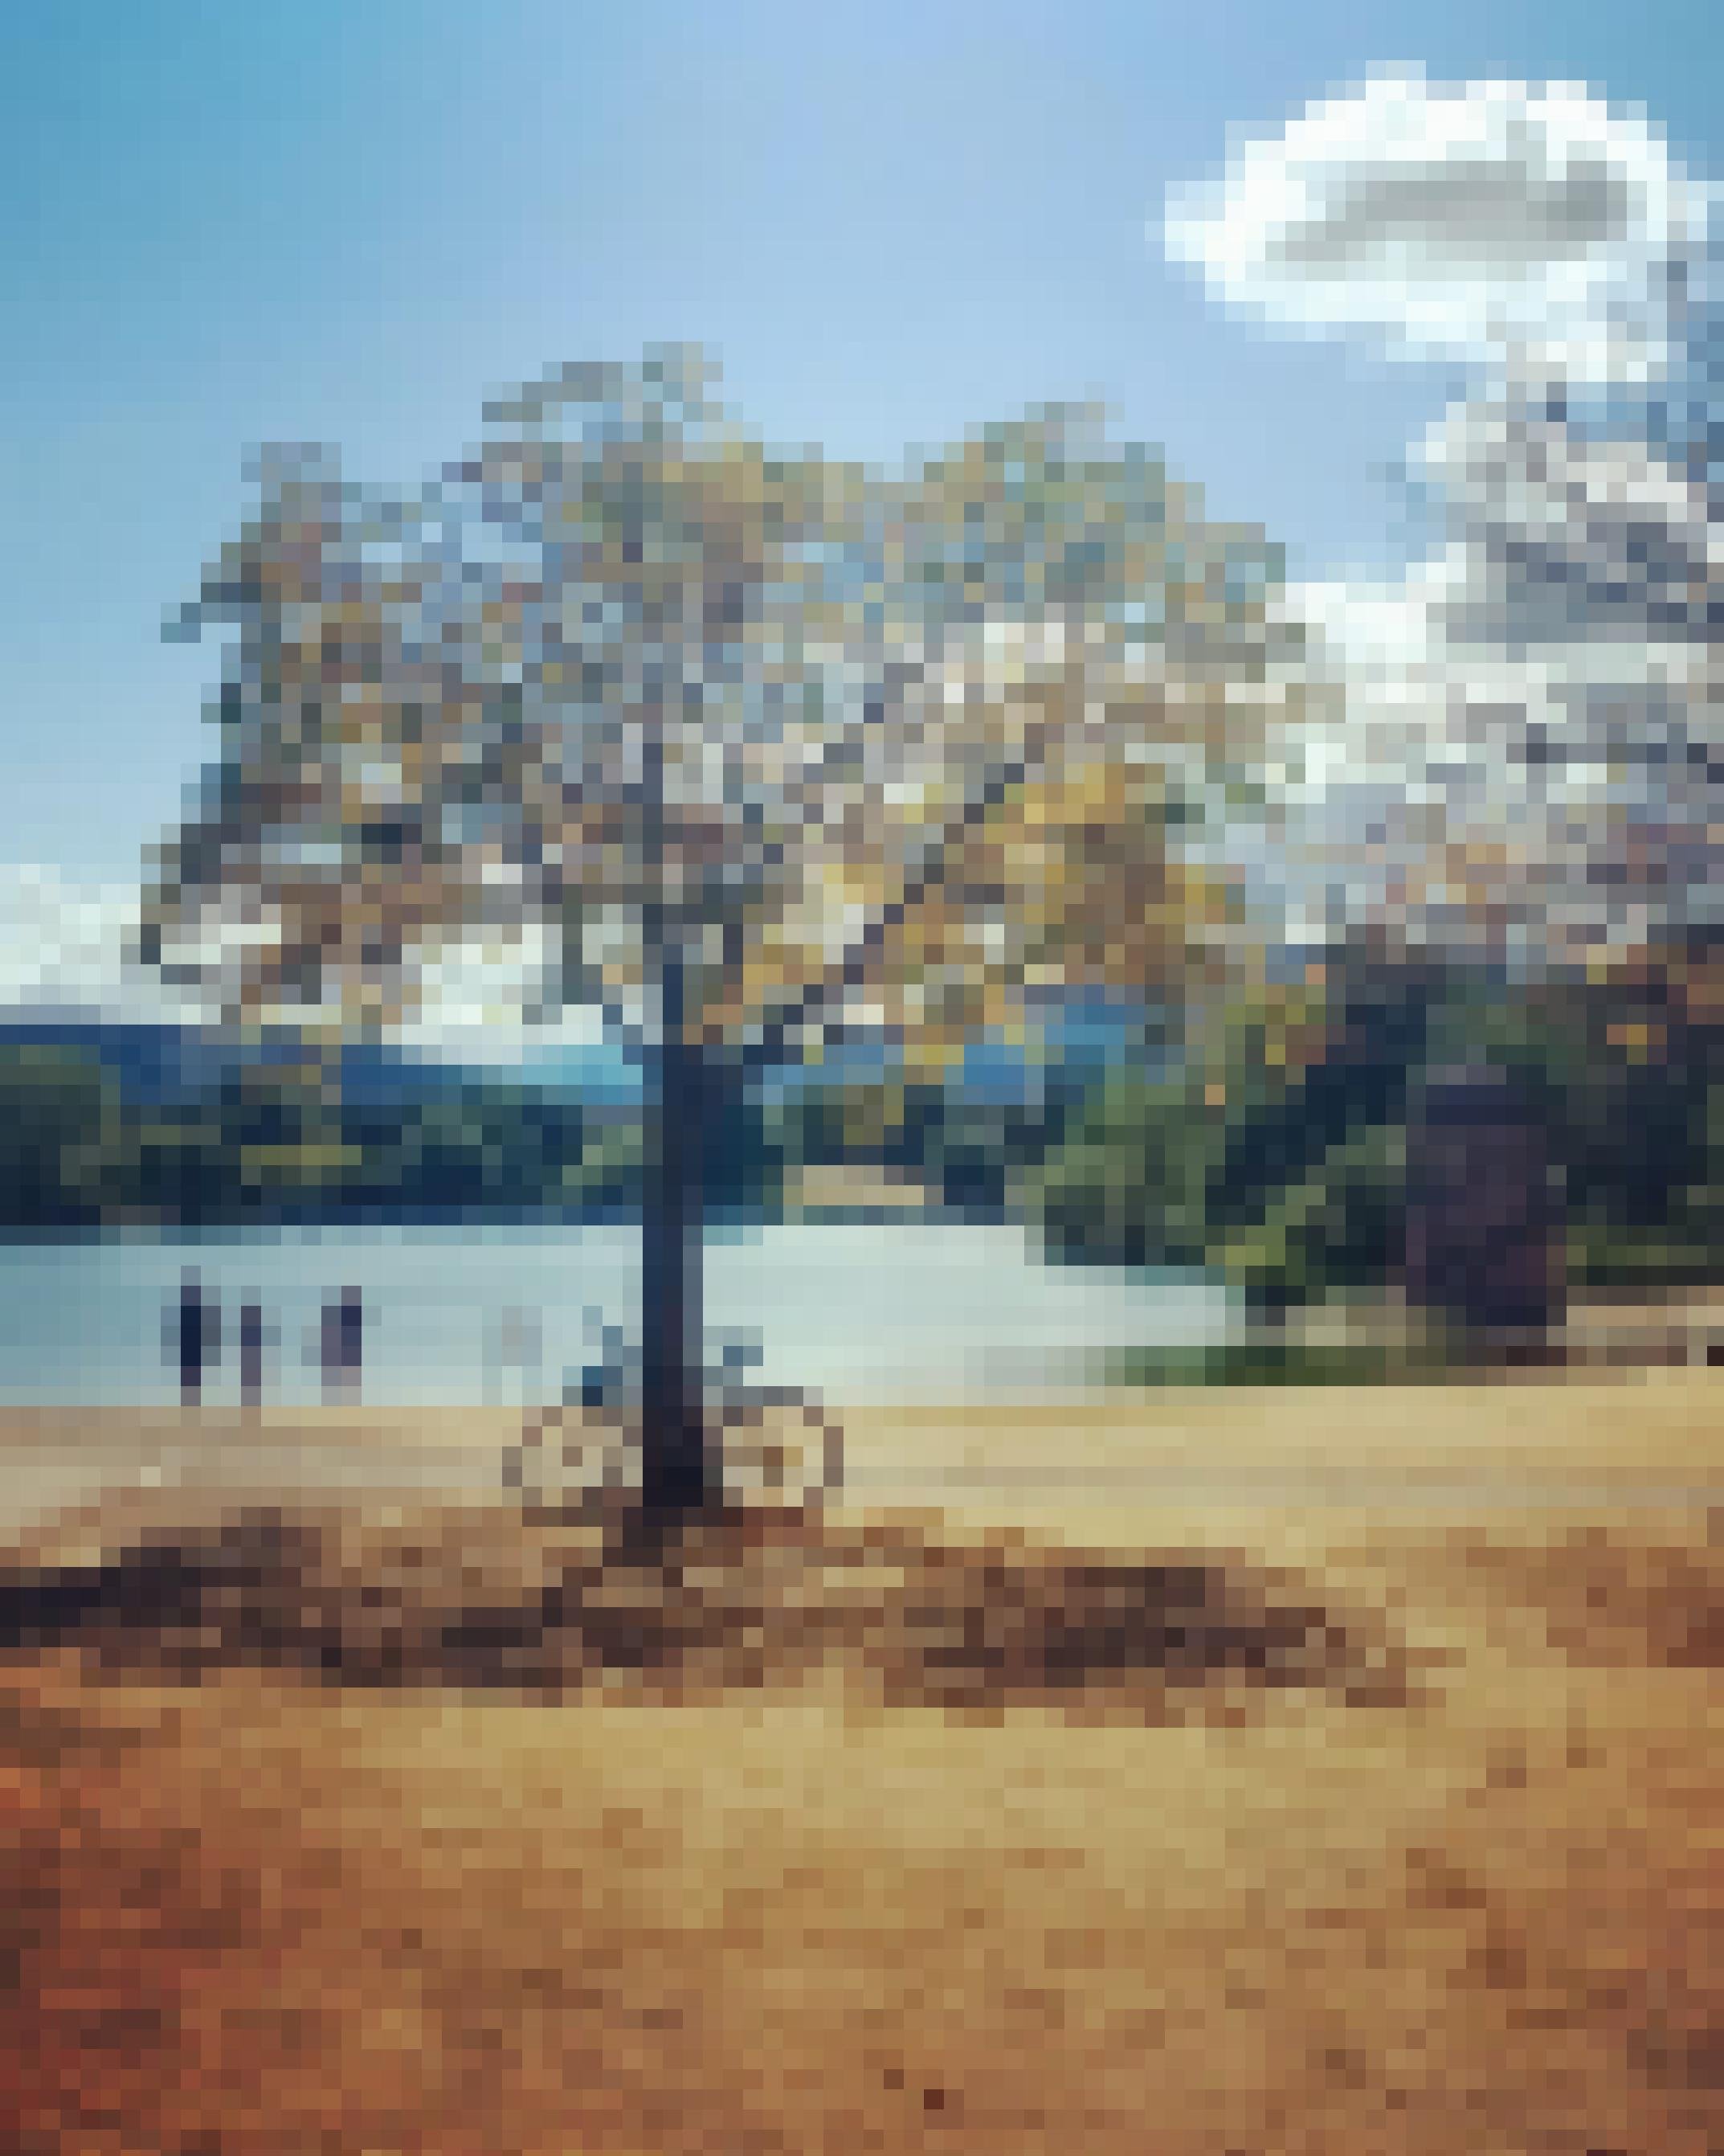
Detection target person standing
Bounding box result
[172,1270,219,1407]
[238,1299,267,1409]
[321,1285,365,1404]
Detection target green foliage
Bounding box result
[770,1074,1068,1217]
[1028,1072,1223,1271]
[1208,1122,1407,1308]
[1101,1340,1416,1386]
[0,1044,635,1229]
[1028,1069,1410,1307]
[1027,964,1424,1303]
[0,1048,127,1225]
[1028,946,1724,1307]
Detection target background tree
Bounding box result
[145,348,1295,1511]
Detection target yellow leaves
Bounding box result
[239,1141,362,1188]
[161,366,1299,1061]
[1606,1020,1662,1062]
[901,1033,964,1081]
[1676,966,1724,1024]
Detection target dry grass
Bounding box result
[0,1396,1718,2154]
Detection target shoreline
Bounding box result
[0,1379,1719,1545]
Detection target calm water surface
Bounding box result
[0,1222,1230,1407]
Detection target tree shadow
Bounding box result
[0,1495,1414,1719]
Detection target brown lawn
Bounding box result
[0,1385,1718,2154]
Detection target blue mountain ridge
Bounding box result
[0,993,1166,1111]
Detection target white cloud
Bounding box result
[0,866,188,1024]
[1165,67,1707,384]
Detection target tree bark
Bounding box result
[639,951,717,1516]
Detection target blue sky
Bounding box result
[2,0,1718,882]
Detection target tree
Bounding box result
[145,348,1293,1513]
[0,1046,122,1225]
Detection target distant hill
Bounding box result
[0,996,1166,1114]
[0,1003,1165,1231]
[0,1018,641,1111]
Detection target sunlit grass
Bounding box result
[0,1393,1718,2153]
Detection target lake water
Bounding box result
[0,1223,1229,1408]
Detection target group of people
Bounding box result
[170,1273,366,1407]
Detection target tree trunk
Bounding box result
[639,959,717,1516]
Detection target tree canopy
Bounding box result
[146,347,1299,1070]
[145,348,1322,1499]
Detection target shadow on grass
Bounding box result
[0,1497,1411,1717]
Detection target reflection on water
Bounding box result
[0,1223,1230,1408]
